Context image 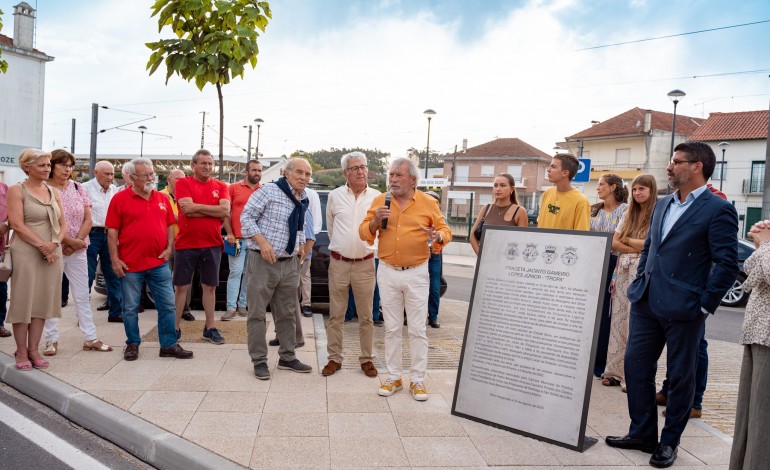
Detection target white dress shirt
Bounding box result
[84,179,118,227]
[326,184,380,259]
[305,187,323,234]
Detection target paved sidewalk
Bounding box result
[0,290,740,468]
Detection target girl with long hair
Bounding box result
[470,173,527,255]
[602,174,657,389]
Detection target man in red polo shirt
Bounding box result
[106,158,193,362]
[173,149,231,344]
[222,159,262,320]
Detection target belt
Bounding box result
[250,249,293,262]
[90,227,108,233]
[330,251,374,263]
[381,261,417,271]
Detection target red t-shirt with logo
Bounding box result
[229,181,261,238]
[174,176,230,250]
[105,189,175,272]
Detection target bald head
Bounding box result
[167,169,185,194]
[93,160,115,189]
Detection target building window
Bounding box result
[750,161,765,193]
[479,194,493,205]
[615,148,630,164]
[713,162,726,181]
[455,165,469,183]
[507,165,522,181]
[481,165,495,177]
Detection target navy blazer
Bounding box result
[627,189,739,320]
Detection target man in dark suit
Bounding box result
[605,141,738,468]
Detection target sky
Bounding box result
[2,0,769,163]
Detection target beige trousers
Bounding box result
[326,257,375,363]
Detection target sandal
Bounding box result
[602,377,621,387]
[43,341,58,356]
[28,349,49,369]
[13,351,32,371]
[83,339,113,352]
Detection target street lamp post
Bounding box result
[423,109,436,178]
[244,125,253,159]
[254,118,264,158]
[667,89,686,158]
[138,125,147,157]
[718,141,730,192]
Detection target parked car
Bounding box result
[96,189,446,309]
[721,238,756,307]
[527,208,539,227]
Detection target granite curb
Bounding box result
[0,353,245,470]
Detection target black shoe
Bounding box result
[650,444,677,468]
[123,344,139,361]
[605,435,658,453]
[254,362,270,380]
[0,325,11,337]
[181,311,195,321]
[269,338,280,346]
[108,316,124,323]
[428,319,440,328]
[301,305,313,317]
[373,319,383,327]
[277,358,312,373]
[97,301,110,311]
[159,344,194,359]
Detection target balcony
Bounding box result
[743,178,764,195]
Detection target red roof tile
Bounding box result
[0,34,12,47]
[689,110,768,141]
[460,138,551,159]
[567,107,704,140]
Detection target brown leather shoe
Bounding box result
[361,361,378,378]
[0,325,11,338]
[124,344,139,361]
[655,391,668,406]
[322,360,342,376]
[159,344,194,359]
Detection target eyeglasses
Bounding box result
[669,158,697,166]
[56,163,75,169]
[347,165,368,172]
[134,172,155,180]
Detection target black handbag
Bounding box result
[473,204,491,241]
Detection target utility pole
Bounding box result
[70,118,76,154]
[199,111,206,149]
[89,103,98,177]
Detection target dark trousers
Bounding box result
[660,326,708,409]
[594,254,618,376]
[428,252,442,322]
[0,281,7,325]
[625,298,705,447]
[87,230,123,319]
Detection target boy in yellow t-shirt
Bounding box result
[537,153,590,230]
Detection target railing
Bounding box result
[742,179,764,194]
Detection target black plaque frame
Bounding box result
[451,225,612,452]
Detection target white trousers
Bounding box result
[45,249,97,342]
[378,260,429,383]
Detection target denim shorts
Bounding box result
[173,246,222,286]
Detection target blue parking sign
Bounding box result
[573,158,590,183]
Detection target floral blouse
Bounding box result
[54,180,92,246]
[740,241,770,347]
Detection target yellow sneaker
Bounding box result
[410,382,429,401]
[378,378,403,397]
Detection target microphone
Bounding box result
[381,192,391,229]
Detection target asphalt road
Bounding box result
[0,383,151,470]
[442,265,745,344]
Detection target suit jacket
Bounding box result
[627,189,739,320]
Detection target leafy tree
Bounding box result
[146,0,271,178]
[304,147,390,174]
[311,168,345,188]
[0,9,8,73]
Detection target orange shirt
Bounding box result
[360,190,451,267]
[228,180,261,238]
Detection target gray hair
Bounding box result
[285,157,311,175]
[192,149,212,163]
[389,158,420,188]
[123,158,153,177]
[341,151,366,171]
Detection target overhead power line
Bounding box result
[576,19,770,51]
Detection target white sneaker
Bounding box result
[221,310,236,321]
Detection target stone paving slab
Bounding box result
[0,293,741,468]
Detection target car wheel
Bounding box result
[721,272,748,307]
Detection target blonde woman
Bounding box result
[470,173,528,255]
[6,149,66,370]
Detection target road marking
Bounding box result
[0,401,110,470]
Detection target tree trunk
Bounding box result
[217,82,224,180]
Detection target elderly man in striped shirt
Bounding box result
[240,158,314,380]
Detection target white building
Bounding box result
[0,2,54,184]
